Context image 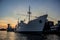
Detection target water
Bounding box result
[0,31,60,40]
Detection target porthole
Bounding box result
[39,20,42,23]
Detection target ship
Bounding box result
[15,6,48,34]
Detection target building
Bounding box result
[7,24,14,32]
[43,21,54,32]
[58,21,60,26]
[56,20,60,31]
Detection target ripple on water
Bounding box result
[0,31,60,40]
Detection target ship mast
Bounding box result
[28,6,31,22]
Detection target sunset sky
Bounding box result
[0,0,60,28]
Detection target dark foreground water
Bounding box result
[0,31,60,40]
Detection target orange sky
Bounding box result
[0,22,17,29]
[0,19,17,29]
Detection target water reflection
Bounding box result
[0,31,60,40]
[46,34,60,40]
[0,31,7,40]
[7,32,16,40]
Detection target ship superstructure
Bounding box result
[15,6,48,34]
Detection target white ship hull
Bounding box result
[15,15,48,34]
